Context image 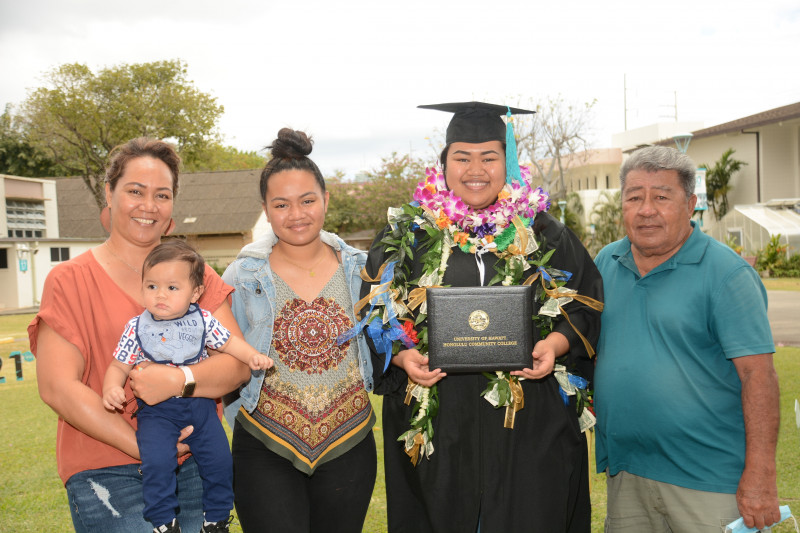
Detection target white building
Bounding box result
[1,175,102,311]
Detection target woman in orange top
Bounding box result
[28,138,250,533]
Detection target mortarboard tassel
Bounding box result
[505,107,523,186]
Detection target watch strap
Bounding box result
[179,366,196,397]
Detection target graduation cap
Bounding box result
[419,101,535,185]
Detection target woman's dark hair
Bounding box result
[142,239,205,289]
[260,128,325,201]
[105,137,181,195]
[440,145,450,174]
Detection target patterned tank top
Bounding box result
[236,264,375,474]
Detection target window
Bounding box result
[6,199,46,238]
[727,228,743,247]
[0,249,7,269]
[50,247,70,262]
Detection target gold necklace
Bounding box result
[277,246,329,277]
[105,241,141,274]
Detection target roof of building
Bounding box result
[655,101,800,145]
[56,177,107,239]
[691,101,800,139]
[57,169,264,239]
[735,202,800,237]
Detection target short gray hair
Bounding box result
[620,146,697,198]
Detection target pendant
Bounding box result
[309,270,316,277]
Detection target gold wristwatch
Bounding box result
[179,366,196,397]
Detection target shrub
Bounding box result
[755,234,799,277]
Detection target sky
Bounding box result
[1,0,799,178]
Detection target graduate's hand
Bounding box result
[393,348,446,387]
[511,334,565,380]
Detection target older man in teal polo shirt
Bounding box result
[594,146,780,533]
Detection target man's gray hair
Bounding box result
[620,146,697,198]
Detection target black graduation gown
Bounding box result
[362,212,603,533]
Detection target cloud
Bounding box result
[1,0,799,178]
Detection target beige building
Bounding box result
[57,169,268,269]
[3,167,380,311]
[531,148,624,197]
[530,102,800,254]
[656,102,800,254]
[1,170,267,310]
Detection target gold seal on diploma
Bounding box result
[468,310,490,331]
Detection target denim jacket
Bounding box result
[221,229,374,428]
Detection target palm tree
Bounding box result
[586,190,624,256]
[550,192,586,239]
[702,149,747,221]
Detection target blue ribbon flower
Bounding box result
[337,260,415,372]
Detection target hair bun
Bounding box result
[270,128,313,159]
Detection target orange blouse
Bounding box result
[28,249,233,484]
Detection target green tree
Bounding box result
[513,95,597,200]
[324,171,363,235]
[586,190,624,256]
[18,59,223,210]
[324,152,426,235]
[702,148,746,221]
[0,104,65,177]
[184,143,267,172]
[549,192,586,239]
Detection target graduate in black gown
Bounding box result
[360,102,603,533]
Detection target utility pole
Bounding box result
[623,74,628,131]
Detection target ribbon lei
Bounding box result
[337,261,415,371]
[523,267,604,358]
[504,378,525,428]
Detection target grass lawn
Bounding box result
[2,314,798,532]
[762,278,800,291]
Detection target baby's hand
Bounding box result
[249,353,274,371]
[103,386,127,411]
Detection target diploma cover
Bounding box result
[426,285,535,372]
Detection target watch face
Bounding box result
[182,382,196,397]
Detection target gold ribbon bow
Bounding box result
[406,431,426,466]
[523,271,604,357]
[353,263,393,318]
[504,378,525,429]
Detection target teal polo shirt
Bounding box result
[594,222,774,493]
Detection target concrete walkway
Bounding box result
[768,291,800,347]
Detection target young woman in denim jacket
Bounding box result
[222,128,376,533]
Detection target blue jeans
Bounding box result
[65,457,204,533]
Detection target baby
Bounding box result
[103,240,272,533]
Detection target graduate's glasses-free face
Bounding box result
[444,141,506,209]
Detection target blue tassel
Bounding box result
[505,107,523,186]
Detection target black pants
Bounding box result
[232,421,377,533]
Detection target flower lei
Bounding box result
[341,166,598,465]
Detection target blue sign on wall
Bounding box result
[694,168,708,211]
[19,259,28,272]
